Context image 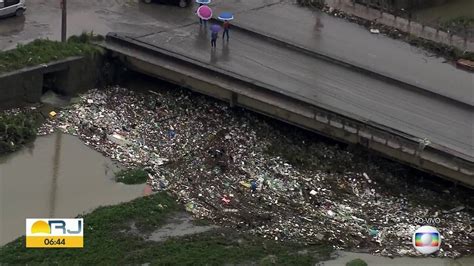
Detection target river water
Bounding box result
[0,133,146,246]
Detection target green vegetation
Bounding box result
[0,111,43,155]
[407,35,474,61]
[116,168,149,184]
[0,32,102,74]
[346,258,368,266]
[297,0,325,9]
[440,16,474,35]
[0,193,332,265]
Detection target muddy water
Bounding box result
[413,0,474,24]
[147,212,218,242]
[0,133,147,246]
[322,251,474,266]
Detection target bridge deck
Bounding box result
[123,25,472,161]
[103,24,473,186]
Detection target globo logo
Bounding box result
[412,226,441,255]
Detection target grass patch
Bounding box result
[0,193,179,264]
[0,193,332,265]
[440,16,474,35]
[0,111,43,155]
[0,32,102,74]
[144,231,332,265]
[407,35,474,61]
[116,168,148,184]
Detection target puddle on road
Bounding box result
[0,133,147,246]
[321,251,474,266]
[147,212,218,242]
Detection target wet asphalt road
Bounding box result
[0,0,194,48]
[0,0,278,50]
[135,25,472,158]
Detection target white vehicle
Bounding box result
[0,0,26,18]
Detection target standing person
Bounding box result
[197,4,207,26]
[211,30,218,48]
[222,20,230,41]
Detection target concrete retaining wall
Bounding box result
[0,55,103,109]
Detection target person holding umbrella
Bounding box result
[211,30,218,48]
[210,24,221,48]
[222,20,230,41]
[196,0,211,26]
[218,12,234,41]
[197,4,205,26]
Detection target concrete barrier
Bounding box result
[0,55,103,109]
[380,12,395,25]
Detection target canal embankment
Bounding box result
[0,34,109,109]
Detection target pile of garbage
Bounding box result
[38,87,473,258]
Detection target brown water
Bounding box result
[0,133,147,246]
[147,212,218,242]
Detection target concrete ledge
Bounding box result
[0,56,104,108]
[208,18,473,108]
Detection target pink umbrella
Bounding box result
[197,5,212,20]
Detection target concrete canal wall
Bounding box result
[0,56,103,109]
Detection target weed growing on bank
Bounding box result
[0,32,102,74]
[440,16,474,36]
[0,111,42,155]
[116,168,148,184]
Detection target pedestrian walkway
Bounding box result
[324,0,474,52]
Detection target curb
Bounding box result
[209,18,473,109]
